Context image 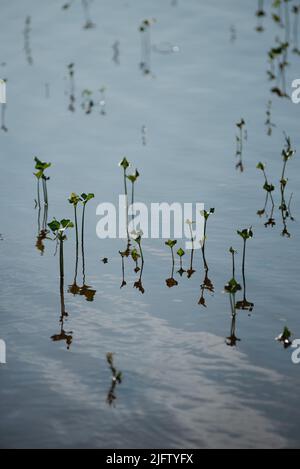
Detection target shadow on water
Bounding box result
[224,248,242,347]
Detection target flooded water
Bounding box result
[0,0,300,449]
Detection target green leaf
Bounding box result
[165,239,177,248]
[48,219,60,233]
[61,219,74,229]
[177,248,185,257]
[256,162,265,171]
[81,193,95,204]
[68,192,80,205]
[119,157,130,170]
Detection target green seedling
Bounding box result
[68,193,81,294]
[177,247,186,276]
[236,228,254,312]
[276,326,293,349]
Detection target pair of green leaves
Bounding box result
[48,218,74,235]
[34,157,51,179]
[165,239,177,249]
[68,192,94,206]
[201,208,215,220]
[119,157,130,170]
[237,227,253,240]
[127,169,140,183]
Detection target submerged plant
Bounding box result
[23,16,33,65]
[236,228,254,312]
[106,353,122,407]
[99,86,106,115]
[256,162,276,227]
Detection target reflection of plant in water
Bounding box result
[236,228,254,312]
[139,19,152,75]
[235,119,246,172]
[67,63,75,112]
[1,79,8,132]
[80,193,96,301]
[133,235,145,294]
[292,5,300,54]
[279,134,295,237]
[256,162,276,227]
[48,219,74,350]
[131,248,140,273]
[269,41,289,98]
[276,326,293,348]
[82,0,95,29]
[177,248,186,277]
[99,86,106,115]
[186,220,196,278]
[255,0,266,32]
[68,193,81,295]
[81,89,94,114]
[165,239,178,288]
[23,16,33,65]
[106,353,122,407]
[265,100,276,136]
[112,40,120,65]
[224,247,242,346]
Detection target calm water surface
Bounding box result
[0,0,300,448]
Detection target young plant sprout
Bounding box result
[200,208,215,272]
[34,157,51,208]
[79,193,96,301]
[265,100,276,136]
[256,162,276,227]
[255,0,266,32]
[23,16,33,65]
[127,169,139,232]
[82,0,95,29]
[119,250,127,289]
[177,248,186,277]
[67,63,75,112]
[68,193,81,295]
[139,19,152,75]
[276,326,293,349]
[48,219,74,351]
[224,247,242,346]
[235,119,246,172]
[99,87,106,115]
[81,89,94,114]
[165,239,178,288]
[236,228,254,312]
[279,134,295,237]
[106,353,122,407]
[186,220,196,278]
[119,157,130,244]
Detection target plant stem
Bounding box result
[242,239,247,301]
[82,203,86,284]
